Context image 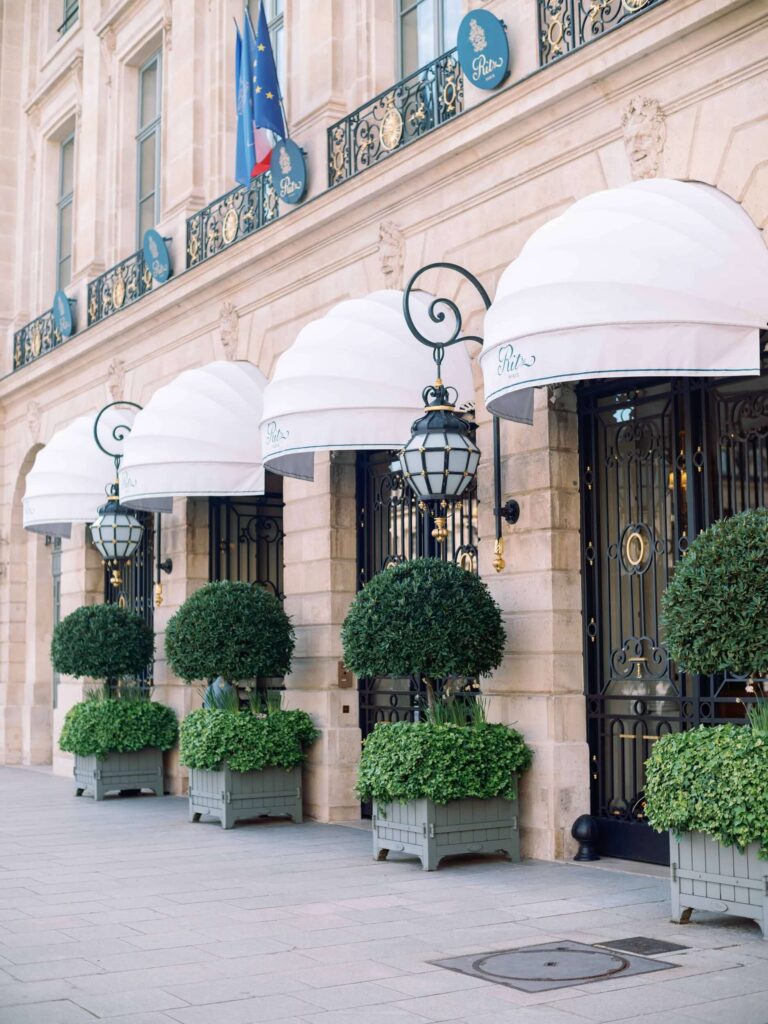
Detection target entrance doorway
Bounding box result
[579,355,768,863]
[355,450,479,740]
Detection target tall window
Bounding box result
[56,134,74,289]
[399,0,462,76]
[136,53,161,245]
[59,0,79,36]
[248,0,285,96]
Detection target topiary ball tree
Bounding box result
[165,580,294,683]
[51,603,154,683]
[341,558,506,684]
[661,507,768,677]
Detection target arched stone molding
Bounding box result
[0,444,49,765]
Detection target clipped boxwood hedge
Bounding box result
[645,724,768,857]
[180,707,319,773]
[51,603,154,682]
[59,693,178,760]
[342,558,506,680]
[661,508,768,677]
[165,581,294,683]
[356,721,533,805]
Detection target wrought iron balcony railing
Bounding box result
[327,49,463,188]
[538,0,667,65]
[87,248,152,326]
[13,308,63,372]
[186,172,279,270]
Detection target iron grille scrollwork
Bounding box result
[579,351,768,864]
[186,173,279,270]
[328,50,463,188]
[87,248,153,326]
[208,494,285,600]
[356,449,479,796]
[104,511,154,689]
[537,0,667,66]
[13,308,63,372]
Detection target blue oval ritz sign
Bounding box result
[457,9,510,91]
[143,229,172,284]
[270,139,308,205]
[52,289,74,339]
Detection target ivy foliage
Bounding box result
[661,508,768,677]
[645,724,768,857]
[51,603,154,682]
[356,721,533,805]
[165,581,294,683]
[341,559,506,680]
[179,707,319,773]
[59,691,178,760]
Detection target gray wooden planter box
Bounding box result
[188,765,303,829]
[74,748,164,800]
[372,788,521,871]
[670,832,767,939]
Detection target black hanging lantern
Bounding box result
[90,402,144,593]
[90,484,144,589]
[400,380,480,541]
[400,262,521,569]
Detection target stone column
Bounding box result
[478,386,588,860]
[282,451,360,822]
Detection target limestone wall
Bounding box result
[0,0,765,859]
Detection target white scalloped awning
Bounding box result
[119,361,268,510]
[481,179,768,423]
[23,407,147,537]
[260,290,475,480]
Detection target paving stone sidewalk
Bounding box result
[0,767,766,1024]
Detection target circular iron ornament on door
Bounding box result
[620,522,653,574]
[142,228,172,284]
[270,139,308,205]
[52,289,74,339]
[456,9,510,90]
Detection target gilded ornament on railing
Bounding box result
[330,125,347,184]
[112,272,126,309]
[408,101,426,130]
[380,93,403,152]
[142,264,152,289]
[187,224,200,263]
[547,12,566,55]
[623,0,650,10]
[88,292,98,321]
[441,59,459,114]
[222,203,239,244]
[264,183,278,220]
[30,323,42,358]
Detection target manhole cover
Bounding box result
[432,940,675,993]
[474,946,629,983]
[598,936,688,957]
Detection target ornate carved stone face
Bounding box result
[622,97,666,180]
[378,221,404,288]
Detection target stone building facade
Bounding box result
[0,0,766,864]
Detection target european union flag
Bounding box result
[234,23,256,187]
[245,3,285,139]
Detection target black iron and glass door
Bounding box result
[579,356,768,864]
[356,450,478,747]
[104,511,154,686]
[208,489,284,598]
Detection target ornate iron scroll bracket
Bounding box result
[402,261,518,567]
[93,400,142,475]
